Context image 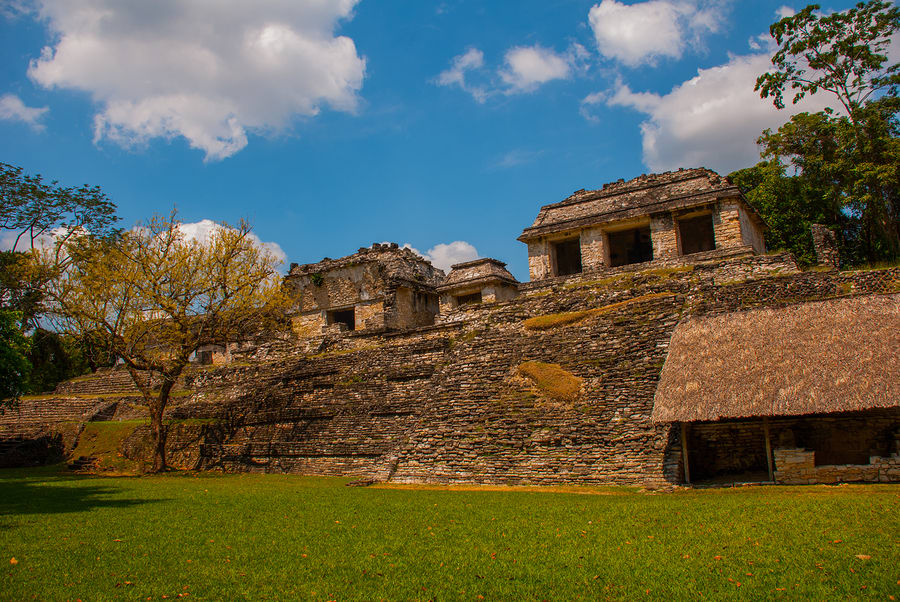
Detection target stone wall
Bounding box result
[3,257,899,486]
[774,448,900,484]
[712,199,743,249]
[739,205,765,253]
[580,226,607,271]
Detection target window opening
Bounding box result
[607,227,653,267]
[455,291,482,307]
[553,238,582,276]
[327,308,355,331]
[678,214,716,255]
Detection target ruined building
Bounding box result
[520,168,765,281]
[1,168,897,487]
[284,243,445,336]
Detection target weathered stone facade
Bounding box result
[2,167,897,489]
[437,258,519,316]
[519,169,766,281]
[5,254,897,487]
[284,243,444,336]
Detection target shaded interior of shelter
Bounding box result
[683,410,900,484]
[608,227,653,267]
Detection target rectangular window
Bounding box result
[678,214,716,256]
[327,308,355,331]
[552,238,582,276]
[455,291,482,307]
[607,227,653,267]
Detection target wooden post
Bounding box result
[763,417,774,482]
[680,422,691,485]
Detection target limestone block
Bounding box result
[580,227,606,271]
[713,200,743,250]
[650,214,678,260]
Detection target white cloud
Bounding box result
[775,6,796,19]
[178,219,287,265]
[599,52,833,173]
[499,45,571,92]
[0,93,48,130]
[402,241,479,272]
[437,44,581,101]
[435,48,488,103]
[492,149,544,169]
[588,0,726,67]
[27,0,366,161]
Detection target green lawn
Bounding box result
[1,467,897,600]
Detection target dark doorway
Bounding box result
[455,291,482,307]
[327,309,355,331]
[607,227,653,267]
[553,238,582,276]
[678,214,716,255]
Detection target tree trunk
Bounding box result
[148,378,176,473]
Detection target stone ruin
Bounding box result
[2,168,898,487]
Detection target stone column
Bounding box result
[810,224,840,269]
[650,214,678,259]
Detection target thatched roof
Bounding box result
[651,294,900,423]
[519,168,759,242]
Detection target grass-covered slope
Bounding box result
[1,468,897,599]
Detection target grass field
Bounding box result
[1,467,898,600]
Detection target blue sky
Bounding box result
[0,0,872,280]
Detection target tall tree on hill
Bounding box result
[40,211,289,472]
[738,1,900,264]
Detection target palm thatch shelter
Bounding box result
[652,294,900,485]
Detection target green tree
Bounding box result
[41,211,288,471]
[1,162,119,329]
[0,309,30,406]
[748,2,900,263]
[756,1,899,122]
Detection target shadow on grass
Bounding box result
[0,468,164,518]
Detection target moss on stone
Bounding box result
[522,292,674,331]
[517,361,583,402]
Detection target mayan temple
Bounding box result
[2,168,898,487]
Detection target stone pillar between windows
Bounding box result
[580,227,606,271]
[650,213,678,260]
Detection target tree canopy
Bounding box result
[0,310,30,406]
[41,211,288,471]
[1,162,119,253]
[738,1,900,265]
[755,1,900,121]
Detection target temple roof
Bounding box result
[519,168,752,241]
[287,243,446,288]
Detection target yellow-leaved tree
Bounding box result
[41,211,287,472]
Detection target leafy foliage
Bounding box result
[0,309,30,406]
[745,2,900,264]
[0,162,119,252]
[41,210,288,471]
[756,1,900,120]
